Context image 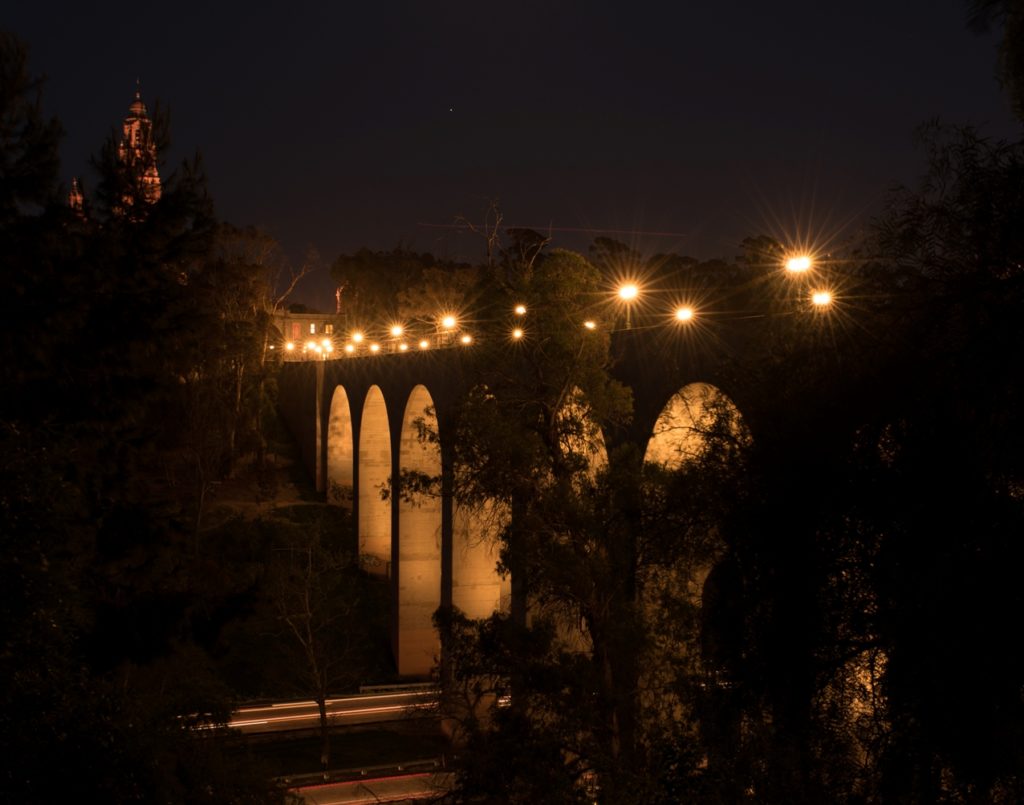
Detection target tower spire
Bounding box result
[116,82,161,216]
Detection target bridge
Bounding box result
[275,303,782,677]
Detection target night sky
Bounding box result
[8,2,1020,310]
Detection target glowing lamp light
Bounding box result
[811,290,833,307]
[321,337,331,348]
[398,343,409,352]
[514,304,527,315]
[512,328,524,340]
[441,315,457,330]
[369,343,380,353]
[460,334,472,345]
[285,342,295,351]
[305,340,317,351]
[786,255,813,273]
[352,331,364,343]
[269,344,276,350]
[675,306,695,322]
[618,283,639,301]
[390,324,404,337]
[344,344,355,354]
[324,343,333,353]
[419,339,430,350]
[583,320,597,330]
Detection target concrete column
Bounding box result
[397,385,442,676]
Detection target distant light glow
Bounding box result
[398,343,409,352]
[514,304,526,315]
[618,283,639,301]
[419,339,430,349]
[512,328,523,340]
[441,315,457,329]
[305,340,316,351]
[675,306,695,322]
[269,344,276,350]
[344,344,355,354]
[460,334,472,345]
[786,255,813,273]
[811,290,833,307]
[321,338,331,348]
[390,324,404,337]
[324,343,333,353]
[285,342,295,351]
[584,320,597,330]
[352,331,364,343]
[369,343,380,353]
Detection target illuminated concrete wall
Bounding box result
[397,385,442,676]
[358,385,392,577]
[326,386,354,508]
[452,500,510,618]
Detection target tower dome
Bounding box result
[128,89,147,117]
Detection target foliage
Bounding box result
[330,246,475,327]
[0,31,61,222]
[967,0,1024,120]
[407,123,1024,803]
[0,33,299,801]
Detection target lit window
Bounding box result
[309,323,316,334]
[325,324,333,334]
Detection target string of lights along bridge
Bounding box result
[281,253,834,361]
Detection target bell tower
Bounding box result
[117,83,161,211]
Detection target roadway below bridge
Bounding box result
[227,687,439,735]
[286,764,453,805]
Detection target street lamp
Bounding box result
[439,314,457,346]
[811,289,833,307]
[785,254,813,273]
[618,283,639,329]
[674,306,695,322]
[389,323,404,353]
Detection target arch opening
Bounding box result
[644,382,748,470]
[358,385,391,577]
[638,382,751,726]
[327,386,354,508]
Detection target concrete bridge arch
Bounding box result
[280,329,763,677]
